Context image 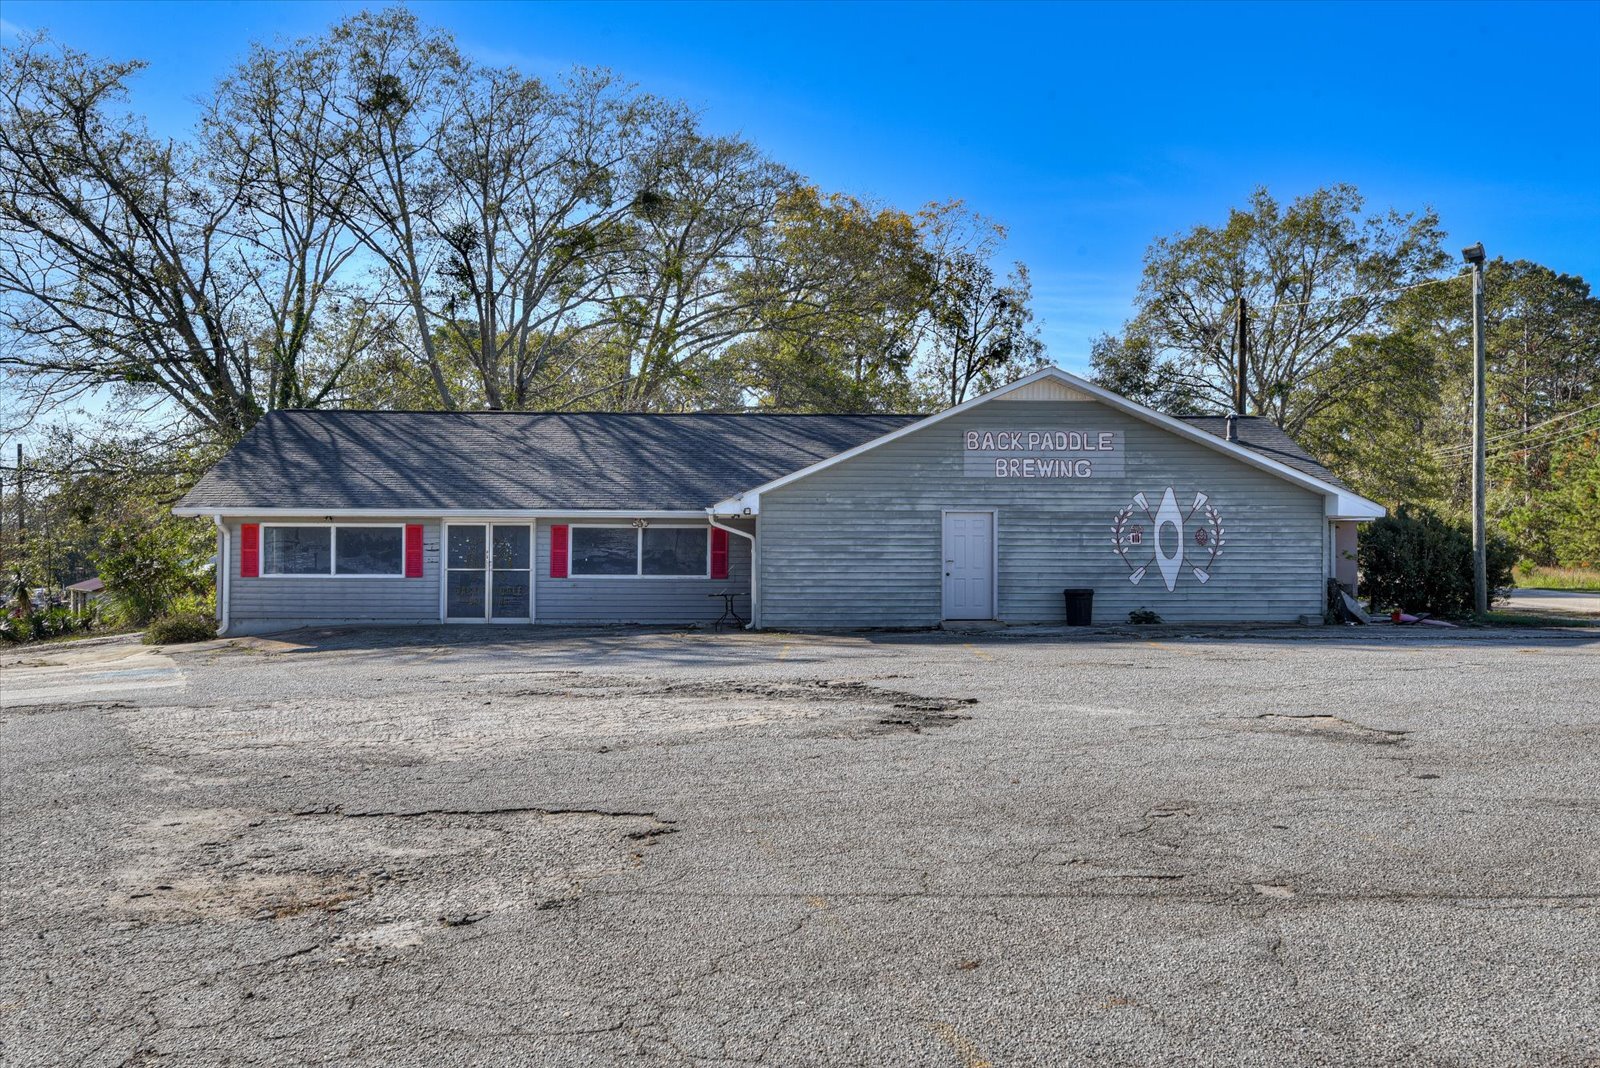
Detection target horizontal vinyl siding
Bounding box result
[535,520,752,624]
[758,400,1327,628]
[225,517,442,631]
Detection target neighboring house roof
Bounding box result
[711,366,1384,520]
[174,410,923,514]
[1177,415,1350,491]
[66,577,104,593]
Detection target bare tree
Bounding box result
[203,37,388,412]
[0,39,258,437]
[595,128,797,409]
[915,203,1044,406]
[317,9,465,408]
[428,65,682,408]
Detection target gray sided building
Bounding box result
[175,367,1381,635]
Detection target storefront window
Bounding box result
[263,526,332,575]
[335,527,404,575]
[642,527,707,576]
[262,524,403,576]
[571,527,638,575]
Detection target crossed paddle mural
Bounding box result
[1111,488,1227,591]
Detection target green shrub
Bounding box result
[96,524,211,626]
[1128,608,1163,625]
[1358,504,1517,617]
[143,610,218,645]
[166,590,216,617]
[30,606,95,640]
[0,616,33,643]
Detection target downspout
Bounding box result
[707,512,758,629]
[213,515,231,636]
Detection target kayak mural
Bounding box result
[1111,488,1226,591]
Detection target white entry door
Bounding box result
[942,511,994,620]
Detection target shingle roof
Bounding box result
[177,410,924,512]
[1177,415,1349,490]
[179,407,1351,515]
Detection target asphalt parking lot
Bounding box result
[2,624,1598,1067]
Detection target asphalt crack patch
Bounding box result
[488,674,981,736]
[1234,713,1409,745]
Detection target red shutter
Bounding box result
[710,527,729,580]
[550,524,569,578]
[239,523,260,578]
[404,524,424,578]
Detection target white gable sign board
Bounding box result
[963,429,1125,478]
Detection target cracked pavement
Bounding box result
[2,624,1598,1066]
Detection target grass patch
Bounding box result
[39,625,141,645]
[1478,611,1596,628]
[1514,565,1600,591]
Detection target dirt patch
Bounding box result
[118,871,372,920]
[111,804,676,942]
[113,675,979,757]
[875,705,975,733]
[492,673,975,711]
[1232,713,1409,745]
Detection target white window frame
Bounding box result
[568,523,711,579]
[259,522,408,579]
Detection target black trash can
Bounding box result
[1063,588,1094,626]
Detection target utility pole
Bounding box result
[14,443,22,536]
[1463,243,1488,616]
[1233,295,1249,414]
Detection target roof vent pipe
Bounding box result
[1225,413,1239,443]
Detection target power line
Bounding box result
[1246,273,1467,314]
[1488,416,1600,457]
[1434,412,1600,463]
[1433,399,1600,455]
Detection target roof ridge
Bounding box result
[272,408,929,418]
[1174,413,1273,421]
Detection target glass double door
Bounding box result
[446,524,531,621]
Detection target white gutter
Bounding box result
[706,513,758,630]
[213,516,231,636]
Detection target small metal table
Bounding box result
[708,591,748,629]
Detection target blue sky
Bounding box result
[3,0,1597,373]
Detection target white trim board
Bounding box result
[709,366,1384,521]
